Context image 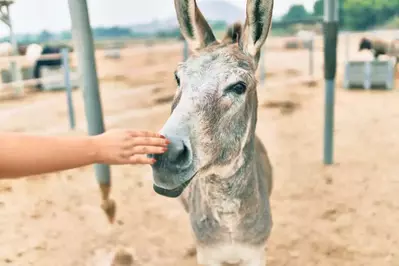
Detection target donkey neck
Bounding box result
[201,93,259,201]
[200,136,258,205]
[195,89,259,214]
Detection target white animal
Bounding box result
[25,43,43,64]
[296,30,315,41]
[0,42,12,56]
[296,30,315,49]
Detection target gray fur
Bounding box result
[181,137,272,247]
[150,0,274,264]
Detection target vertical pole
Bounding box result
[386,58,394,90]
[323,0,339,165]
[309,38,314,78]
[7,5,23,97]
[259,49,265,85]
[62,48,76,130]
[67,0,115,223]
[345,32,349,63]
[183,40,188,61]
[363,61,371,90]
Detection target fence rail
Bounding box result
[0,40,322,94]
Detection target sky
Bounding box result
[0,0,317,35]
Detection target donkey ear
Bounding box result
[222,22,243,44]
[174,0,217,51]
[240,0,274,65]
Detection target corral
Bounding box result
[0,28,398,266]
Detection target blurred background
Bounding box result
[0,0,398,265]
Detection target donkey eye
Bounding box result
[174,71,180,86]
[226,81,247,95]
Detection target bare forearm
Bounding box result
[0,133,98,179]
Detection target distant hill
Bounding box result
[131,0,245,34]
[198,0,245,24]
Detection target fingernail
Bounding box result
[162,147,168,152]
[151,158,157,164]
[160,135,166,139]
[165,139,171,144]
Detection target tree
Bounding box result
[309,0,399,30]
[313,0,323,17]
[283,4,311,22]
[60,31,72,41]
[38,30,53,42]
[343,0,399,30]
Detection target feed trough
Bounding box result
[343,58,397,90]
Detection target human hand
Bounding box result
[91,129,169,165]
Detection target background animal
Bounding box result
[0,42,12,56]
[148,0,274,265]
[32,45,74,90]
[25,43,44,63]
[359,37,399,62]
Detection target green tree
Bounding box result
[309,0,398,30]
[60,31,72,41]
[38,30,53,42]
[313,0,323,17]
[282,4,311,22]
[343,0,399,30]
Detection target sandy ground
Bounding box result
[0,32,398,266]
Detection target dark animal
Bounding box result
[33,45,71,90]
[18,45,28,55]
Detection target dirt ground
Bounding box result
[0,31,398,266]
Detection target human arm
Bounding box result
[0,129,168,179]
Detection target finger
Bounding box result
[128,130,164,138]
[129,137,170,147]
[128,146,167,155]
[128,155,157,165]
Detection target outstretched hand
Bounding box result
[92,129,169,165]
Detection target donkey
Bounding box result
[359,37,399,63]
[149,0,274,265]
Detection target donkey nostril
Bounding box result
[174,143,189,163]
[167,140,188,163]
[150,135,191,168]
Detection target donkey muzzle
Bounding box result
[149,135,197,197]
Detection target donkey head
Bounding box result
[359,37,372,51]
[150,0,274,197]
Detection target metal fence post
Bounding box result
[68,0,115,223]
[323,0,339,165]
[309,38,314,77]
[7,4,23,97]
[345,32,349,63]
[61,48,76,130]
